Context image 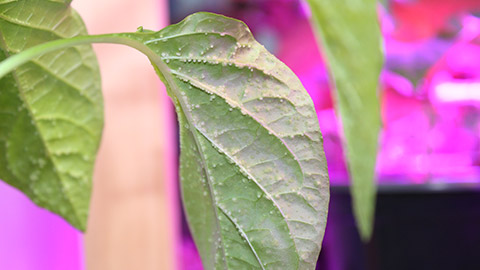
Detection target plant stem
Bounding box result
[0,31,195,141]
[0,31,188,126]
[0,34,170,83]
[0,32,184,110]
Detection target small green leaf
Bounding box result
[123,13,330,269]
[0,0,102,230]
[306,0,383,240]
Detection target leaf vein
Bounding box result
[218,205,266,270]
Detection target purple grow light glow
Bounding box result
[434,81,480,103]
[0,181,83,270]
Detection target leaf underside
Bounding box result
[0,0,103,231]
[118,13,330,269]
[152,13,328,270]
[0,4,329,269]
[306,0,383,239]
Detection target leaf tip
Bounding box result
[353,192,376,242]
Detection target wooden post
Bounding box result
[72,1,178,269]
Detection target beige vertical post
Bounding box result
[71,1,177,269]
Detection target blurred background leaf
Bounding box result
[306,0,383,240]
[0,0,103,231]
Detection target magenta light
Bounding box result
[0,181,83,270]
[434,81,480,103]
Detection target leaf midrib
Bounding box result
[196,130,301,269]
[176,102,229,269]
[171,70,306,183]
[218,205,266,270]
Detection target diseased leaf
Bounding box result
[306,0,383,239]
[0,8,329,268]
[124,13,330,269]
[0,0,102,230]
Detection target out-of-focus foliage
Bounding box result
[0,0,102,231]
[306,0,383,240]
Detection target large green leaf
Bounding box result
[0,8,329,269]
[0,0,102,230]
[306,0,383,239]
[128,13,330,269]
